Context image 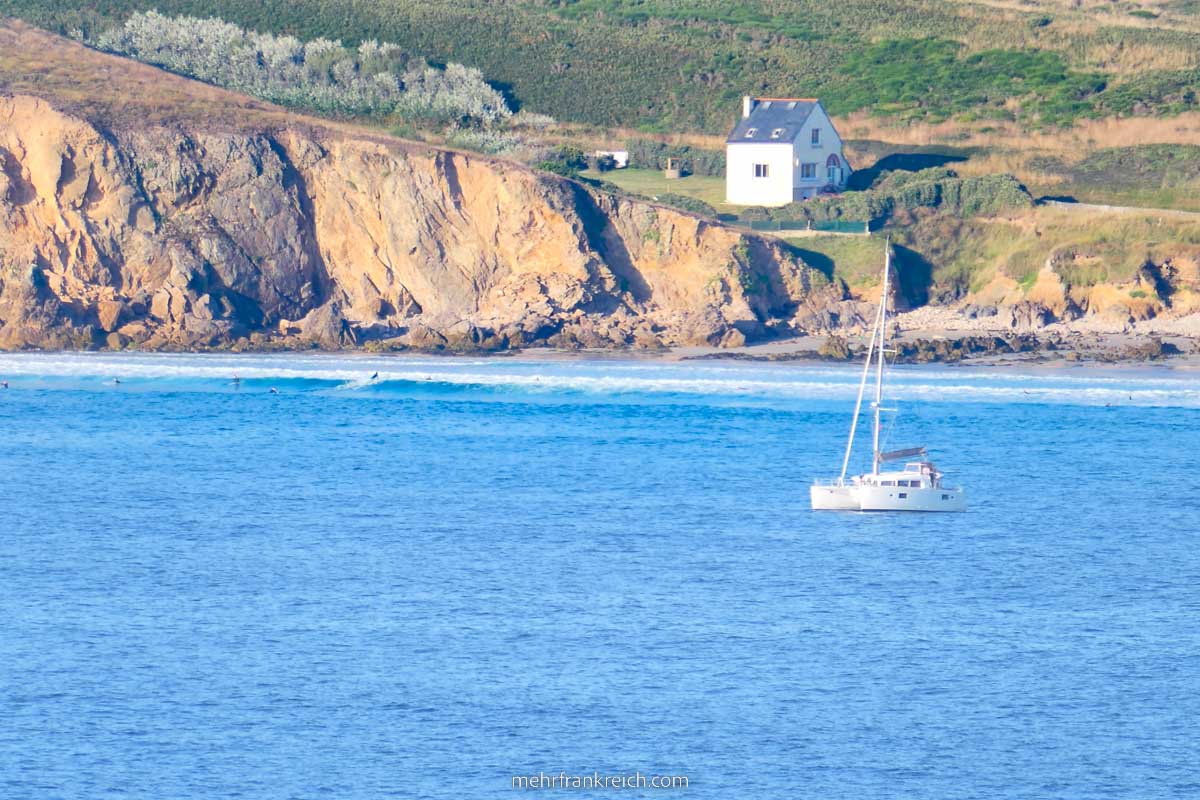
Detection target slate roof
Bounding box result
[726,98,818,144]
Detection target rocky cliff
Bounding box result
[0,94,838,351]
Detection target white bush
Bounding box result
[88,11,511,124]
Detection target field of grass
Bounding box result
[582,168,731,211]
[784,235,889,285]
[4,0,1198,132]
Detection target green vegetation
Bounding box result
[1031,144,1200,207]
[784,235,888,287]
[1022,144,1200,211]
[537,145,589,177]
[5,0,1198,131]
[654,193,717,218]
[625,139,725,177]
[766,169,1032,227]
[892,206,1200,299]
[831,39,1105,125]
[580,168,729,210]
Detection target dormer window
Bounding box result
[745,128,757,138]
[770,128,785,139]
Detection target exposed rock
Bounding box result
[96,299,126,332]
[961,303,998,319]
[402,322,448,350]
[817,335,852,360]
[0,94,825,351]
[719,328,747,348]
[996,301,1055,331]
[300,303,356,348]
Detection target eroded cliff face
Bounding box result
[0,95,837,351]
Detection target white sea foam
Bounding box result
[1,352,1197,408]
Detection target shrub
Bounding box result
[447,129,526,155]
[625,139,725,176]
[737,206,771,222]
[537,145,588,177]
[85,11,510,125]
[655,193,717,218]
[766,168,1031,226]
[588,153,618,172]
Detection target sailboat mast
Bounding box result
[838,285,884,482]
[871,243,890,475]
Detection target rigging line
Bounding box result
[839,284,885,482]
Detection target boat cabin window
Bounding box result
[942,494,950,500]
[881,480,895,486]
[898,493,908,499]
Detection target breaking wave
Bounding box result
[1,351,1198,409]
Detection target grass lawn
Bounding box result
[582,168,735,213]
[783,234,888,286]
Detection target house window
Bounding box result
[745,128,757,138]
[800,163,816,179]
[811,128,821,145]
[753,163,770,178]
[770,128,785,139]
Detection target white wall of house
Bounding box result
[789,104,847,201]
[725,142,795,206]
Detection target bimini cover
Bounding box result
[878,446,927,462]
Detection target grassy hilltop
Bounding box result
[5,0,1199,132]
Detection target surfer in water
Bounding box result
[370,371,379,381]
[232,374,241,386]
[269,387,279,394]
[1,380,7,389]
[112,378,121,385]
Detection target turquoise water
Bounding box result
[1,353,1197,799]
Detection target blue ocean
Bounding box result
[1,352,1197,799]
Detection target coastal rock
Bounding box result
[96,299,126,332]
[0,91,823,351]
[997,301,1055,331]
[300,303,357,348]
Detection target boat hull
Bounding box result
[809,484,861,510]
[856,484,966,512]
[810,483,966,512]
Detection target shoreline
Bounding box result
[3,339,1200,374]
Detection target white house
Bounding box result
[725,96,849,206]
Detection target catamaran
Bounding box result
[810,245,966,512]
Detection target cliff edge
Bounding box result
[0,69,834,351]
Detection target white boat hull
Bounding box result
[810,483,966,512]
[810,484,862,510]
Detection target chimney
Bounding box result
[742,96,755,118]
